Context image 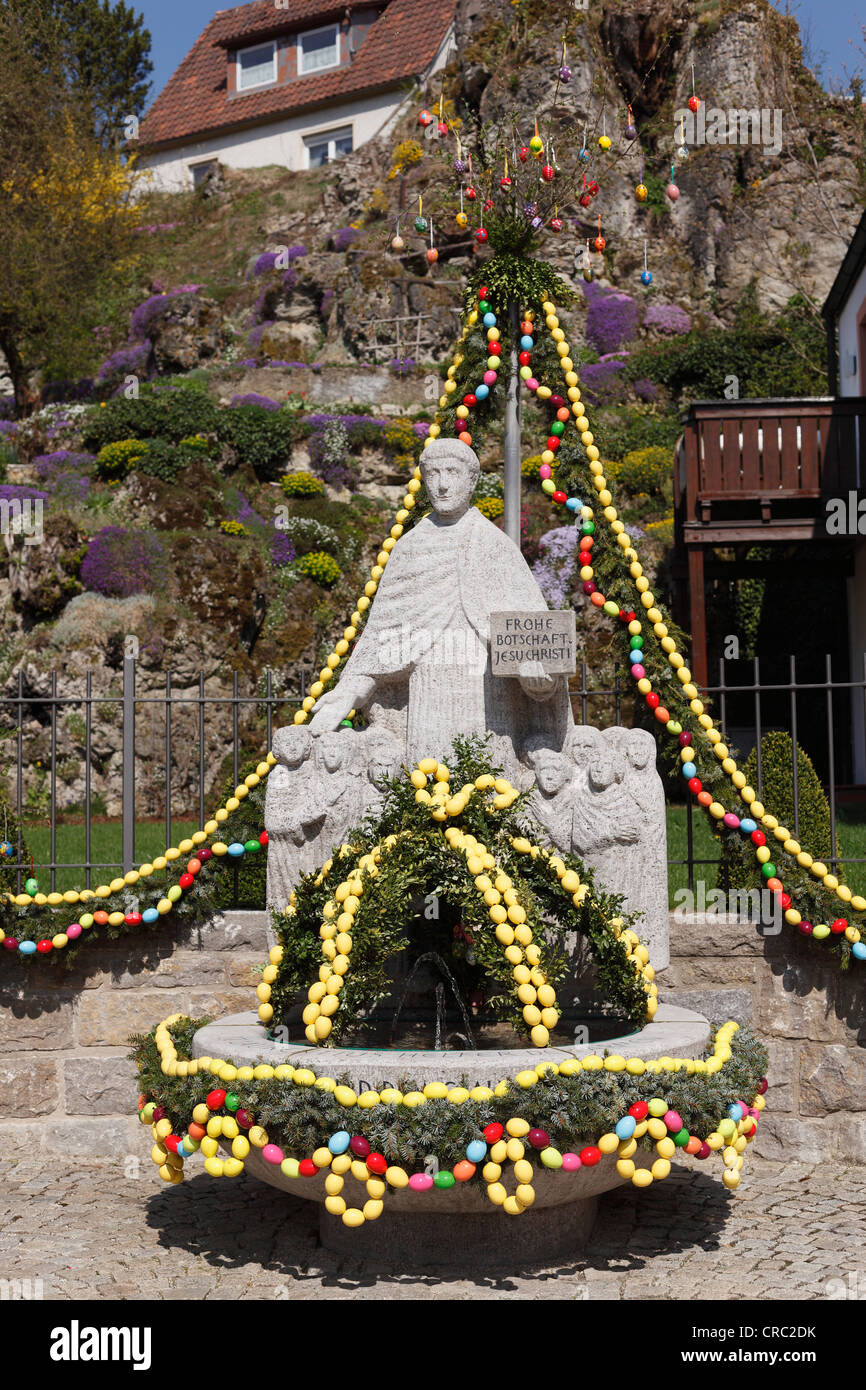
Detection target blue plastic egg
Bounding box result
[520,335,534,350]
[566,497,581,512]
[483,312,496,327]
[228,842,245,858]
[853,942,866,960]
[474,384,489,399]
[740,819,757,833]
[142,908,159,924]
[640,270,653,285]
[682,762,697,779]
[615,1116,636,1141]
[19,940,37,955]
[328,1130,351,1154]
[728,1103,743,1121]
[466,1139,487,1163]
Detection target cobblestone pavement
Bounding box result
[0,1156,859,1300]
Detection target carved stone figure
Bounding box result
[265,439,669,966]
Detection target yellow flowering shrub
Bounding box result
[475,497,505,519]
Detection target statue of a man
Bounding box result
[308,439,573,765]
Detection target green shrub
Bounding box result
[281,470,324,497]
[82,388,224,451]
[608,445,670,495]
[723,731,837,890]
[135,437,185,484]
[178,434,220,461]
[224,406,308,482]
[95,438,149,481]
[644,514,674,545]
[296,549,341,585]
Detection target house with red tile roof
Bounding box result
[136,0,455,191]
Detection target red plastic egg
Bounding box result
[579,1145,601,1166]
[628,1101,649,1121]
[519,351,531,367]
[831,918,848,934]
[366,1152,387,1174]
[552,490,567,504]
[259,831,268,846]
[179,873,194,890]
[164,1134,180,1153]
[298,1158,318,1177]
[418,109,433,127]
[750,830,766,846]
[463,393,477,407]
[688,95,700,113]
[36,939,53,953]
[483,1122,504,1144]
[475,228,488,244]
[206,1089,227,1110]
[541,164,555,182]
[528,1128,550,1149]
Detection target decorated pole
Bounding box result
[504,299,522,548]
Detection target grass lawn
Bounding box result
[14,809,866,905]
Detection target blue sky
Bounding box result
[138,0,864,108]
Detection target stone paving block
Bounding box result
[0,1057,59,1118]
[41,1116,142,1157]
[64,1055,139,1115]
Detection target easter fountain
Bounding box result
[185,438,722,1264]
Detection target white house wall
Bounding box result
[838,259,866,397]
[139,89,404,192]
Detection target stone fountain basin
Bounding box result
[194,1002,710,1216]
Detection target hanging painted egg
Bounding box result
[666,182,680,201]
[640,269,653,285]
[676,144,689,161]
[483,198,494,212]
[455,210,468,229]
[523,201,538,217]
[550,216,563,232]
[500,175,512,189]
[583,264,593,282]
[418,109,434,127]
[558,64,572,82]
[426,247,438,263]
[519,146,530,162]
[414,215,427,232]
[391,235,405,251]
[579,146,590,162]
[594,233,606,251]
[437,121,448,138]
[579,192,591,207]
[529,134,544,155]
[530,216,543,230]
[475,227,489,243]
[541,164,555,182]
[688,95,700,113]
[465,185,477,201]
[587,180,599,196]
[598,134,611,150]
[635,183,648,201]
[454,157,467,174]
[625,121,638,140]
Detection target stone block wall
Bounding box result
[0,910,863,1162]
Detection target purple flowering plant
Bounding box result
[80,527,169,598]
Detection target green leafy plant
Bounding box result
[281,471,325,498]
[95,437,148,481]
[295,550,341,586]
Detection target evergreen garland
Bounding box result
[269,737,651,1041]
[130,1015,768,1172]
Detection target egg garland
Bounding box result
[517,296,865,960]
[273,760,657,1046]
[0,831,270,958]
[139,1014,766,1225]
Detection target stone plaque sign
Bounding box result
[489,610,577,675]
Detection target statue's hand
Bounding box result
[519,660,556,701]
[307,676,375,731]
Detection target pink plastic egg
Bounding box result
[483,370,497,385]
[631,664,646,680]
[723,813,740,828]
[539,464,552,480]
[561,1152,582,1172]
[663,1110,683,1133]
[408,1172,434,1192]
[526,378,539,392]
[262,1144,284,1165]
[66,924,82,939]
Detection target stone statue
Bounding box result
[306,439,572,771]
[265,438,670,967]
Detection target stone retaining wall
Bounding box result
[0,911,863,1161]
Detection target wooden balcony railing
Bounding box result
[677,398,866,532]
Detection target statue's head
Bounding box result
[275,726,312,769]
[524,739,571,795]
[317,730,352,772]
[567,725,599,769]
[627,728,655,771]
[420,439,480,521]
[365,728,402,782]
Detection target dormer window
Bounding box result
[298,24,340,74]
[237,40,277,91]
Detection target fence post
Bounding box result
[122,653,136,873]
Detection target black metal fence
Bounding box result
[1,654,864,897]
